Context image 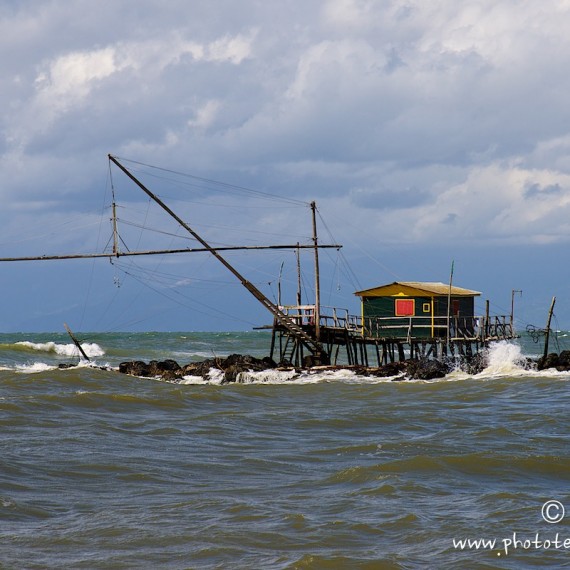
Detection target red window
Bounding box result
[395,299,415,316]
[452,299,460,316]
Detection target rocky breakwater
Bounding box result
[117,354,485,382]
[119,354,277,383]
[537,350,570,371]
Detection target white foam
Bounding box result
[230,368,400,384]
[179,367,226,385]
[235,369,302,384]
[179,375,209,385]
[15,362,56,373]
[15,341,105,358]
[478,341,529,377]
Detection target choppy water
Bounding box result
[1,331,570,569]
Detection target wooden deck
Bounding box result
[268,305,517,367]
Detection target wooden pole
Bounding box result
[277,261,284,307]
[543,296,556,361]
[296,243,302,307]
[446,260,454,346]
[64,323,90,361]
[510,289,522,333]
[310,201,321,345]
[112,199,119,256]
[0,243,341,263]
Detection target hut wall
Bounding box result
[363,296,433,339]
[363,295,476,340]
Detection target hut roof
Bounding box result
[354,281,481,298]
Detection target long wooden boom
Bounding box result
[0,243,340,262]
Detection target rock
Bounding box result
[535,350,570,371]
[406,358,449,380]
[537,352,559,370]
[219,354,277,383]
[117,353,454,383]
[460,353,487,375]
[119,360,152,376]
[367,361,407,378]
[118,354,277,382]
[556,350,570,370]
[118,359,182,378]
[156,359,181,371]
[302,352,331,368]
[181,360,216,377]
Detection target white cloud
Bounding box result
[34,47,118,116]
[2,28,255,157]
[322,0,377,29]
[342,161,570,246]
[206,33,254,63]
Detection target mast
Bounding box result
[296,243,302,307]
[108,155,325,357]
[311,201,321,343]
[112,197,119,256]
[510,289,522,333]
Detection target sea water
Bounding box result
[1,331,569,569]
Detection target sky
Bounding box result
[2,0,570,333]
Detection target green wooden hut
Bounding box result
[354,281,481,339]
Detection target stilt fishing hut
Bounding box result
[270,279,516,368]
[355,281,480,340]
[348,280,515,364]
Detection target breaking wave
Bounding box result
[14,341,105,358]
[477,341,532,377]
[15,362,57,374]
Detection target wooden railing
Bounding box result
[279,305,359,329]
[278,305,515,341]
[360,314,514,341]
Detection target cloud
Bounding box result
[524,182,564,199]
[349,186,431,210]
[3,0,570,329]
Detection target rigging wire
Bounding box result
[116,216,311,245]
[79,162,115,330]
[113,156,309,206]
[318,207,403,281]
[315,208,362,291]
[527,313,569,353]
[110,259,260,328]
[5,157,344,332]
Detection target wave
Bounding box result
[479,341,530,376]
[164,360,570,386]
[325,453,570,484]
[13,341,105,358]
[11,360,109,374]
[3,337,567,383]
[177,367,403,385]
[175,341,543,385]
[15,362,57,374]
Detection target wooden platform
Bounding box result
[267,305,516,367]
